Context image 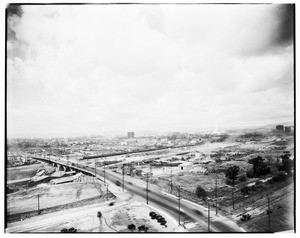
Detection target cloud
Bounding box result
[7,4,294,137]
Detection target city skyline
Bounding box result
[7,4,294,138]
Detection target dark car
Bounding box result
[115,181,121,186]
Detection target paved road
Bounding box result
[79,164,244,232]
[29,157,243,232]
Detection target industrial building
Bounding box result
[276,125,284,131]
[284,126,291,133]
[127,132,134,138]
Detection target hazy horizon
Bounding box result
[7,4,294,138]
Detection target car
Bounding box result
[60,228,68,233]
[68,227,77,233]
[115,181,121,186]
[149,211,156,216]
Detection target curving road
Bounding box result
[78,163,243,232]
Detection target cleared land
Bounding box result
[14,202,181,232]
[7,182,112,221]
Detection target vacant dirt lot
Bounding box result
[26,202,180,232]
[7,182,107,215]
[7,163,44,181]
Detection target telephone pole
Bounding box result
[104,163,106,183]
[267,196,272,232]
[146,173,149,205]
[208,200,211,232]
[122,164,125,192]
[232,181,235,209]
[170,168,173,193]
[37,194,40,215]
[215,167,218,215]
[149,165,152,185]
[178,186,181,226]
[106,184,109,201]
[94,159,97,181]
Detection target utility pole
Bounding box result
[146,173,149,205]
[267,196,271,232]
[178,186,181,226]
[122,164,125,192]
[94,159,97,181]
[149,165,152,184]
[170,167,173,193]
[37,194,40,215]
[208,200,211,232]
[104,163,106,183]
[106,184,109,201]
[232,181,235,209]
[215,167,218,215]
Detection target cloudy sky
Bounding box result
[7,4,294,138]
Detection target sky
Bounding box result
[7,4,294,138]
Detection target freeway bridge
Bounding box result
[31,156,244,232]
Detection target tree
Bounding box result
[241,186,250,195]
[225,165,240,209]
[128,224,136,232]
[225,165,240,184]
[195,186,207,200]
[278,153,293,175]
[249,156,270,177]
[239,174,247,182]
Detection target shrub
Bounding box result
[255,180,263,186]
[239,174,247,182]
[195,186,207,200]
[128,224,136,232]
[246,170,255,178]
[241,186,250,195]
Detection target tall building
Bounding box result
[127,132,134,138]
[276,125,284,131]
[284,126,291,133]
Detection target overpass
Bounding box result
[31,157,100,179]
[30,156,244,232]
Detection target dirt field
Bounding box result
[28,202,180,232]
[7,163,44,181]
[7,182,107,215]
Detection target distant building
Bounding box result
[276,125,284,131]
[127,132,134,138]
[284,126,291,133]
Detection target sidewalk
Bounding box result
[162,191,246,232]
